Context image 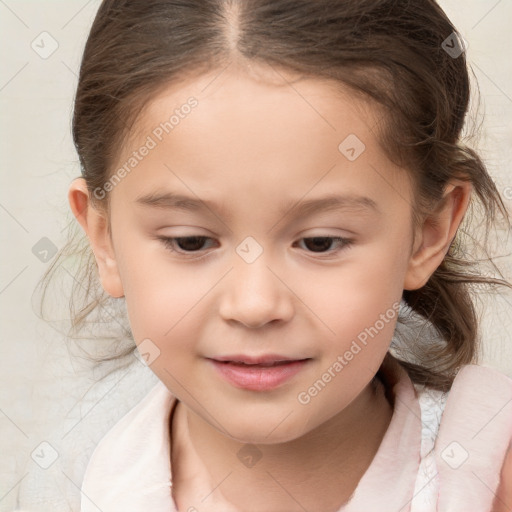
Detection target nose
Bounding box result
[218,253,295,329]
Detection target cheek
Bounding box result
[114,237,203,341]
[296,237,408,380]
[119,256,230,389]
[121,263,208,385]
[305,244,406,329]
[123,266,210,342]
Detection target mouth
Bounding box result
[207,355,312,391]
[213,359,308,367]
[210,354,311,365]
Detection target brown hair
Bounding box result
[36,0,511,390]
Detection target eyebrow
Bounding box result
[135,190,380,219]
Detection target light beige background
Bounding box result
[1,1,511,510]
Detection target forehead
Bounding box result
[129,62,379,155]
[110,63,412,220]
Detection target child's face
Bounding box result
[100,64,418,442]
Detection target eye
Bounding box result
[293,236,353,256]
[158,236,217,257]
[157,235,353,259]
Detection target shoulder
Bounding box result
[452,362,512,389]
[458,366,512,511]
[80,380,178,511]
[90,380,172,451]
[432,364,512,511]
[81,380,175,489]
[416,363,512,430]
[445,363,512,416]
[445,362,512,437]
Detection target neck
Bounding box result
[171,376,394,512]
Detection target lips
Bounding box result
[211,354,307,365]
[218,360,295,367]
[207,355,311,391]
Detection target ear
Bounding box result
[68,178,124,298]
[403,180,472,291]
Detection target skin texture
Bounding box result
[492,441,512,511]
[68,62,476,511]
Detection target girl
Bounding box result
[45,0,512,510]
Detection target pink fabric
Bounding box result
[340,354,422,511]
[80,355,512,511]
[435,364,512,512]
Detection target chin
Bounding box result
[221,418,311,446]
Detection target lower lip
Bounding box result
[208,359,310,391]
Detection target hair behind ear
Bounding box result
[399,239,511,392]
[401,261,477,391]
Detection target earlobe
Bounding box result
[68,178,125,298]
[403,181,472,291]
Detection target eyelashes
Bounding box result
[157,235,353,259]
[295,236,353,254]
[159,236,215,252]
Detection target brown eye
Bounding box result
[159,236,216,254]
[294,236,353,255]
[303,237,334,252]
